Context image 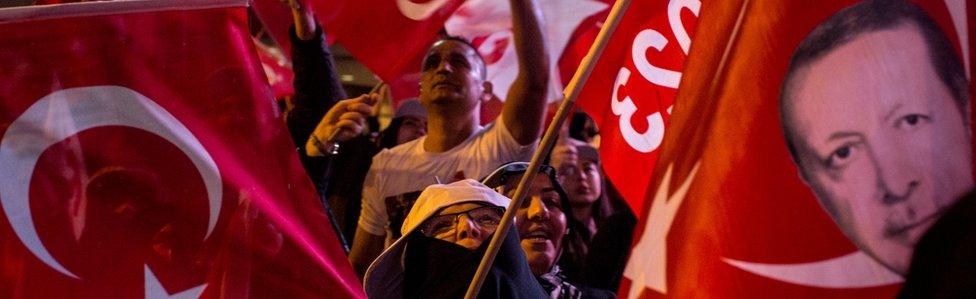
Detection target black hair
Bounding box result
[569,112,600,143]
[424,35,488,79]
[377,116,406,150]
[480,162,590,276]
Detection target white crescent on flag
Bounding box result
[0,86,223,279]
[723,252,903,288]
[397,0,451,21]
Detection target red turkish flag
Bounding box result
[620,0,972,297]
[0,1,362,298]
[254,38,296,99]
[252,0,463,84]
[573,0,700,213]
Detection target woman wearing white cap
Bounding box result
[363,179,546,298]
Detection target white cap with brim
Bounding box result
[363,179,510,298]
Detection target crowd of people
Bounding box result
[276,0,634,297]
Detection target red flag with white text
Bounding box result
[621,0,972,297]
[0,1,362,298]
[572,0,700,213]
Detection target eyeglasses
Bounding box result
[418,205,504,238]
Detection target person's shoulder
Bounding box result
[472,120,504,141]
[374,137,425,160]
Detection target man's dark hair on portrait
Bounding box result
[779,0,970,175]
[777,0,970,218]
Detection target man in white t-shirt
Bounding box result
[343,0,550,277]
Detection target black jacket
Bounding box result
[403,227,548,299]
[899,190,976,298]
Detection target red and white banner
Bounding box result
[254,38,296,99]
[445,0,610,104]
[253,0,464,84]
[252,0,614,112]
[0,1,362,298]
[572,0,700,213]
[621,0,972,297]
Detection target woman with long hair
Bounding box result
[551,141,636,290]
[483,162,614,298]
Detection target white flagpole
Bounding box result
[464,0,634,297]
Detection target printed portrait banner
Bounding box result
[621,0,972,297]
[0,1,362,298]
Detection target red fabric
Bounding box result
[253,0,463,84]
[251,0,301,54]
[33,0,75,4]
[573,0,699,213]
[315,0,463,82]
[254,39,296,99]
[620,0,969,297]
[0,2,362,298]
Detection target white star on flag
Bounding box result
[623,161,701,297]
[445,0,608,102]
[145,265,206,299]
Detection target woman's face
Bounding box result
[558,159,602,206]
[507,175,568,275]
[418,202,503,250]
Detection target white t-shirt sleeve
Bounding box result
[483,114,537,162]
[358,154,388,236]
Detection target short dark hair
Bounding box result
[780,0,970,177]
[423,35,488,79]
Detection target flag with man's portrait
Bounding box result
[621,0,973,297]
[0,1,362,297]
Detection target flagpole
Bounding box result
[464,0,633,297]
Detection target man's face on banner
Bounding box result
[786,24,973,274]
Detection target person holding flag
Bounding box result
[362,179,547,298]
[331,0,550,278]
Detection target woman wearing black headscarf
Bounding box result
[363,179,546,299]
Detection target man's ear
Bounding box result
[480,81,493,103]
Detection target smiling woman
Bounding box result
[482,162,615,298]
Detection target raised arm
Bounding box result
[285,0,348,158]
[501,0,549,145]
[288,0,315,41]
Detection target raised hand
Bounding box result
[280,0,316,40]
[305,93,379,156]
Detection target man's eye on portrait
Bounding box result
[826,144,856,169]
[895,113,930,129]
